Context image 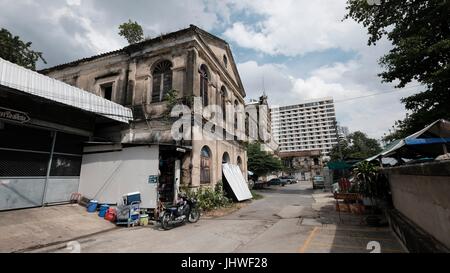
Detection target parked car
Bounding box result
[269,178,287,187]
[253,180,269,189]
[280,176,291,184]
[286,176,297,184]
[312,176,325,189]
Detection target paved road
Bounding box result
[33,182,405,253]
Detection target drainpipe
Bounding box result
[42,131,57,207]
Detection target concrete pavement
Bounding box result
[25,182,405,253]
[0,204,116,253]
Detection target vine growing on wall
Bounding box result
[163,89,180,120]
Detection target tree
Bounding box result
[118,20,144,44]
[330,131,382,161]
[345,0,450,140]
[246,142,283,179]
[0,28,46,70]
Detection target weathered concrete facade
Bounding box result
[279,150,323,181]
[41,25,248,189]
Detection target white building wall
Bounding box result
[79,146,159,208]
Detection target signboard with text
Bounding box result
[148,175,159,184]
[0,107,30,123]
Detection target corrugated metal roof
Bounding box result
[0,58,133,123]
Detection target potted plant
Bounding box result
[353,161,382,227]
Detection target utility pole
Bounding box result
[334,120,343,161]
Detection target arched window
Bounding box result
[223,55,228,68]
[245,112,250,137]
[220,86,227,123]
[199,64,209,107]
[237,156,243,172]
[234,100,239,130]
[222,152,230,164]
[200,146,211,184]
[152,60,173,102]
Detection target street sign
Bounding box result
[148,175,158,184]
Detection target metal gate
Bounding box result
[0,123,84,210]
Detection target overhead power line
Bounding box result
[334,84,422,104]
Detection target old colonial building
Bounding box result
[279,150,323,181]
[40,25,248,205]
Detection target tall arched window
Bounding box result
[223,55,228,68]
[220,86,227,123]
[234,100,239,130]
[200,146,211,184]
[237,156,243,172]
[152,60,173,102]
[245,112,250,137]
[199,64,209,107]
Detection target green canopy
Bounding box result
[327,161,353,170]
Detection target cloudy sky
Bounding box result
[0,0,422,139]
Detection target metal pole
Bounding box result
[173,159,181,205]
[334,120,343,161]
[42,131,57,207]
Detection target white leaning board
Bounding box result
[222,164,253,201]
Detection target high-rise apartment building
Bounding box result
[271,97,338,155]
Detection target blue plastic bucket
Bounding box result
[98,204,109,217]
[87,200,98,213]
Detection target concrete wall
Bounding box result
[385,161,450,249]
[79,146,159,208]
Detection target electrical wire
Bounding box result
[334,84,422,104]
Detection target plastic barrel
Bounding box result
[98,204,109,217]
[87,200,98,213]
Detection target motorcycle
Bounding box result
[159,194,200,230]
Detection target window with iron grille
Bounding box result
[152,60,173,102]
[200,146,211,184]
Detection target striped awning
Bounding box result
[0,58,133,123]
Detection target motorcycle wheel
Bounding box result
[161,212,173,230]
[188,209,200,223]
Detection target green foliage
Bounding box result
[0,28,46,70]
[353,161,379,197]
[185,181,232,212]
[246,142,283,179]
[345,0,450,140]
[251,190,264,200]
[165,89,179,110]
[330,131,382,161]
[118,20,144,44]
[352,161,391,207]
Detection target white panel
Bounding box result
[222,163,253,201]
[0,58,132,123]
[79,146,159,208]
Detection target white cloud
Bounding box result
[66,0,81,6]
[0,0,420,139]
[238,59,420,139]
[224,0,367,56]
